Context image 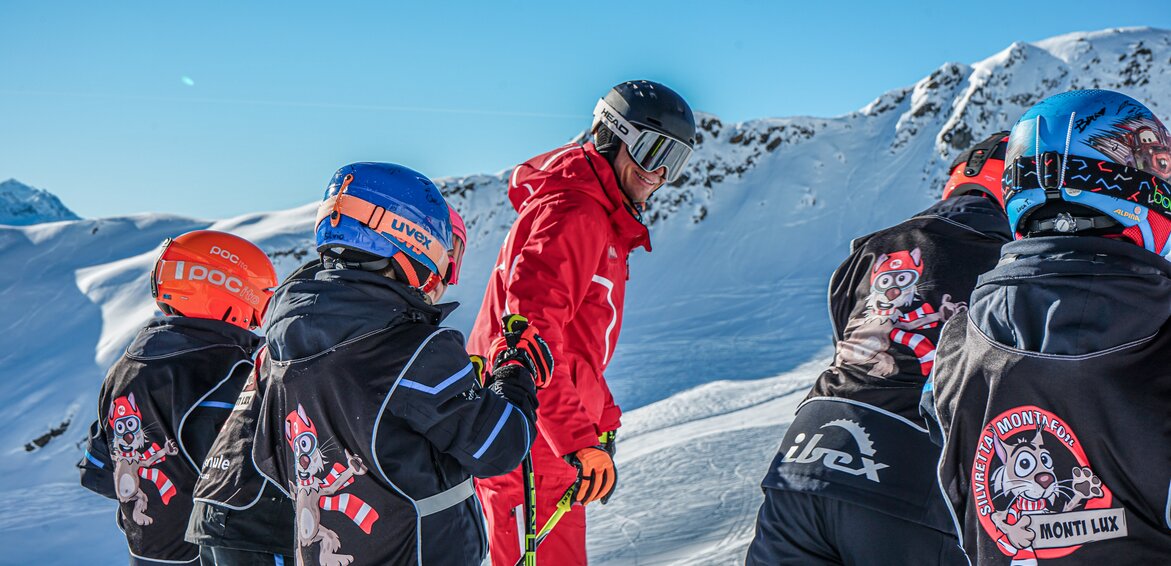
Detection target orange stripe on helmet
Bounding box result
[316,192,449,270]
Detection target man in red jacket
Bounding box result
[469,80,696,565]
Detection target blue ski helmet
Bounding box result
[314,162,452,275]
[1003,90,1171,255]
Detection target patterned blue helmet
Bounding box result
[314,162,452,275]
[1003,90,1171,255]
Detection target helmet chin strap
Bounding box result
[391,252,442,294]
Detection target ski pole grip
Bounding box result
[501,314,530,348]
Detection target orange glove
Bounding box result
[567,447,617,505]
[488,314,554,388]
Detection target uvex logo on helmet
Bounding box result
[390,218,433,249]
[172,261,263,306]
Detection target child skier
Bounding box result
[746,132,1013,564]
[252,162,549,566]
[927,90,1171,564]
[80,229,278,565]
[185,206,470,565]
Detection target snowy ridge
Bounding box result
[0,27,1169,563]
[0,179,80,226]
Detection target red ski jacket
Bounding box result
[469,142,649,493]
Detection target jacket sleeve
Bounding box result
[251,376,291,497]
[597,377,622,434]
[826,238,872,344]
[78,418,117,500]
[504,194,611,457]
[386,330,537,478]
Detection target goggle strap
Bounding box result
[1005,154,1171,218]
[316,192,449,271]
[592,99,642,147]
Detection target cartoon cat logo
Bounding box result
[286,404,379,566]
[972,406,1127,564]
[835,248,964,377]
[107,392,179,526]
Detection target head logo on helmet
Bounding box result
[152,230,278,330]
[1002,90,1171,257]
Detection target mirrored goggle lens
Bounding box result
[444,236,466,286]
[629,131,693,183]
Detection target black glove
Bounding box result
[487,363,538,425]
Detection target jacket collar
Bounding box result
[969,235,1171,355]
[915,195,1012,242]
[126,316,261,359]
[579,144,652,252]
[265,268,455,361]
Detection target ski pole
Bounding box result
[534,484,576,546]
[514,483,577,566]
[521,455,537,566]
[498,314,547,566]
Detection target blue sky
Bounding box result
[2,1,1168,219]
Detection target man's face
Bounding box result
[614,142,667,205]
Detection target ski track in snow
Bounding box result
[587,360,825,564]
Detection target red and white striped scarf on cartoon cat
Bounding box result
[285,407,380,534]
[870,249,939,375]
[108,394,178,503]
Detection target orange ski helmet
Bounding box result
[943,131,1010,206]
[151,230,278,330]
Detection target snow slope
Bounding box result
[0,27,1168,563]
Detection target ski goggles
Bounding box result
[444,230,465,286]
[592,99,694,183]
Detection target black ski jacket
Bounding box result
[80,316,261,563]
[761,196,1010,534]
[185,261,325,557]
[928,235,1171,564]
[252,268,536,566]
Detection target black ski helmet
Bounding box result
[593,80,696,147]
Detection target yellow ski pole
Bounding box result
[514,484,577,566]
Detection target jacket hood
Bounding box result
[264,268,456,361]
[918,195,1012,241]
[507,142,650,251]
[969,235,1171,355]
[126,316,260,359]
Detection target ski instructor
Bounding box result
[469,80,696,565]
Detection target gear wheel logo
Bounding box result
[782,417,889,482]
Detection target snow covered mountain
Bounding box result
[0,179,80,226]
[0,27,1168,564]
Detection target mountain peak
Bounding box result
[0,179,80,226]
